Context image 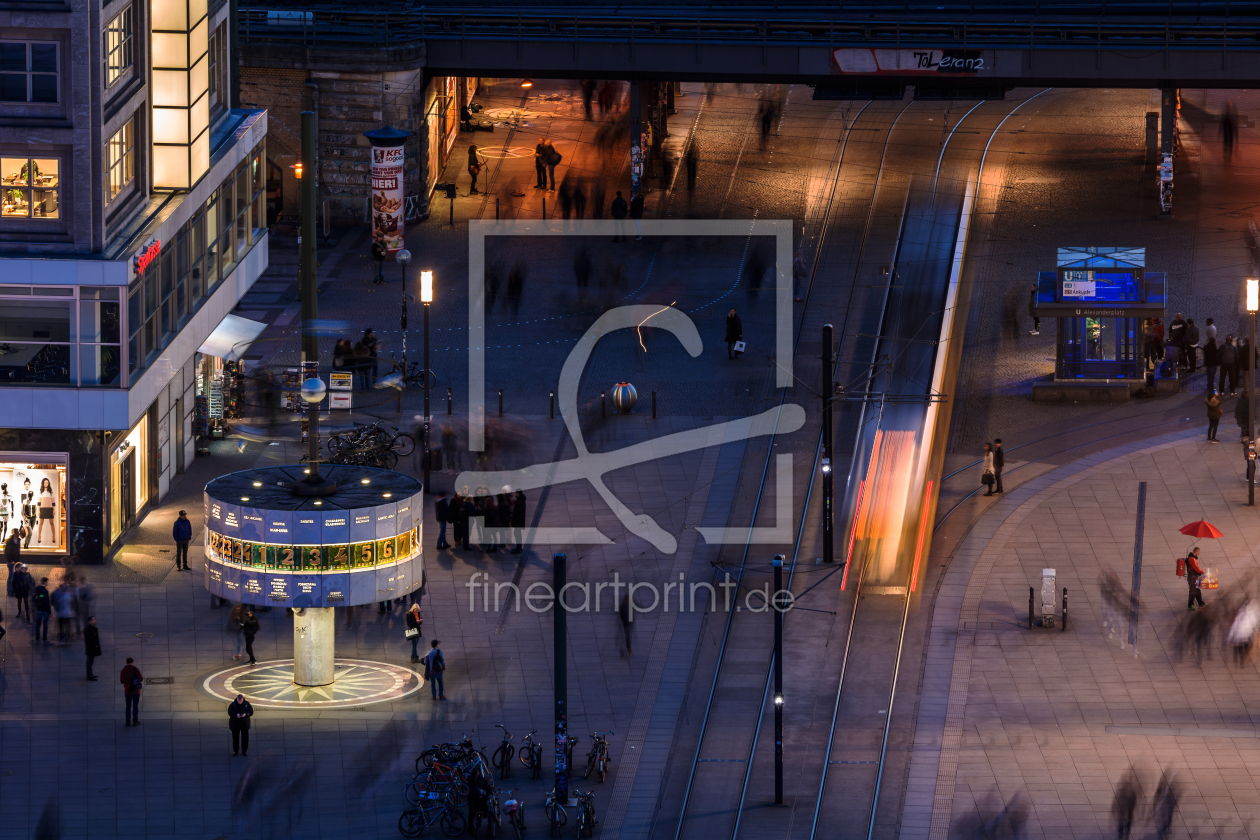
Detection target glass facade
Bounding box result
[128,139,266,381]
[0,286,116,386]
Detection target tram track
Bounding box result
[666,90,1049,840]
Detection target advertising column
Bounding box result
[363,126,414,254]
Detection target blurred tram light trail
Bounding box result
[850,429,916,584]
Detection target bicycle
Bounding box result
[503,789,526,840]
[584,732,613,783]
[544,788,567,837]
[572,790,597,838]
[398,790,467,838]
[492,724,516,779]
[519,730,541,779]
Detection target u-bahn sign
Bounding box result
[831,48,994,76]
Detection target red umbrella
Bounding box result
[1180,520,1224,539]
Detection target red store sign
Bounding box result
[134,239,161,275]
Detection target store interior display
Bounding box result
[0,459,67,553]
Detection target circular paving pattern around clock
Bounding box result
[200,659,421,709]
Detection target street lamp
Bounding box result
[1248,277,1257,505]
[420,269,434,494]
[772,554,785,806]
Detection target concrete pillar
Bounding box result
[293,607,335,686]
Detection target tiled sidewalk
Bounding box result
[909,427,1260,839]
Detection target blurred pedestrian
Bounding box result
[229,694,254,755]
[1223,99,1238,159]
[173,509,192,571]
[1206,390,1223,442]
[495,490,511,552]
[758,101,774,150]
[1228,596,1259,665]
[542,140,561,191]
[1237,388,1250,441]
[629,191,644,241]
[993,438,1005,494]
[1100,567,1126,641]
[557,173,573,220]
[243,609,259,665]
[581,79,595,120]
[1184,546,1206,610]
[1220,335,1240,395]
[611,191,628,242]
[685,140,699,195]
[533,140,548,189]
[32,576,49,644]
[467,144,486,195]
[352,342,370,391]
[371,239,386,285]
[406,603,423,662]
[1112,768,1141,840]
[228,603,245,660]
[725,308,743,360]
[434,490,451,550]
[333,339,350,373]
[792,249,807,302]
[4,528,18,579]
[1205,334,1220,393]
[511,489,527,554]
[573,247,592,290]
[51,581,72,646]
[981,442,996,496]
[423,639,446,699]
[618,596,633,656]
[572,178,587,219]
[11,564,29,623]
[1152,771,1178,840]
[84,615,100,681]
[362,329,380,388]
[597,81,614,116]
[120,656,143,726]
[507,261,525,320]
[590,179,606,220]
[1028,282,1041,335]
[482,490,500,553]
[1185,318,1200,371]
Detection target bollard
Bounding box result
[652,390,657,419]
[1028,587,1033,629]
[499,389,504,417]
[496,197,500,221]
[601,391,606,419]
[449,196,454,226]
[1041,568,1056,629]
[542,195,547,220]
[447,387,453,415]
[1062,587,1068,632]
[549,391,555,419]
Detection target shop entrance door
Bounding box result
[120,452,135,532]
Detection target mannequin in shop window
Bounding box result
[37,478,54,546]
[0,483,12,540]
[21,478,34,548]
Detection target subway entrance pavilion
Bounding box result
[201,464,424,705]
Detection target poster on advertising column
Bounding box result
[364,126,414,255]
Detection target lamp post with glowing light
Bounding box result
[1246,277,1258,503]
[772,554,785,805]
[421,269,433,493]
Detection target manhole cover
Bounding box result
[135,632,156,638]
[145,677,174,685]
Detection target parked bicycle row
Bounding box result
[399,728,613,838]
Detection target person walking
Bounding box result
[242,609,260,665]
[434,491,451,550]
[423,639,446,700]
[610,190,628,242]
[510,489,527,554]
[371,239,386,285]
[173,509,192,571]
[352,341,371,391]
[50,581,72,646]
[1205,334,1220,393]
[629,191,645,241]
[467,144,486,195]
[1184,547,1206,610]
[1206,390,1224,442]
[84,615,101,681]
[725,308,743,360]
[405,603,423,662]
[228,694,254,755]
[792,249,807,303]
[228,603,246,660]
[31,576,50,644]
[685,139,699,195]
[120,656,143,726]
[362,329,380,389]
[1168,312,1187,359]
[533,140,548,189]
[1112,769,1141,840]
[1185,317,1200,372]
[1238,387,1251,442]
[1221,335,1240,396]
[981,442,996,496]
[11,564,30,624]
[992,438,1006,494]
[1028,282,1041,336]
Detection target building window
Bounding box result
[0,42,57,103]
[208,22,228,114]
[106,119,134,202]
[104,7,133,88]
[1,158,60,219]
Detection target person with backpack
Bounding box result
[1183,547,1206,610]
[84,615,101,681]
[423,639,446,700]
[31,576,50,644]
[172,509,193,571]
[542,140,561,191]
[242,609,260,665]
[120,657,143,725]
